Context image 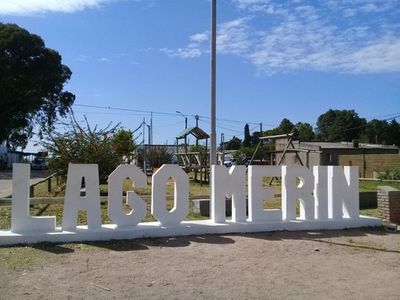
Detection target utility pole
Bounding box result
[210,0,217,166]
[142,118,146,172]
[142,118,145,146]
[147,124,151,145]
[260,122,263,164]
[150,112,153,145]
[221,132,225,165]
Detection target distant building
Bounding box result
[0,143,38,169]
[275,138,400,178]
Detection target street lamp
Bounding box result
[176,111,188,148]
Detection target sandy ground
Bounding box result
[1,228,400,299]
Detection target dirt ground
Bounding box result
[1,228,400,299]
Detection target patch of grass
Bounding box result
[188,179,210,197]
[360,208,380,218]
[30,176,65,197]
[0,243,63,271]
[359,180,400,192]
[0,206,11,230]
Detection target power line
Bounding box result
[74,104,176,117]
[74,104,399,137]
[74,103,261,126]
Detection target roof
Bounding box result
[176,126,210,140]
[259,133,293,140]
[298,141,399,150]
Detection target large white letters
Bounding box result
[328,166,359,219]
[3,163,376,245]
[211,165,247,223]
[11,164,55,233]
[151,164,189,226]
[108,164,147,227]
[62,164,102,231]
[282,166,315,220]
[313,166,329,220]
[248,165,282,222]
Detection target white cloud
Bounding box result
[163,0,400,74]
[344,39,400,73]
[160,47,202,59]
[98,57,112,62]
[0,0,113,15]
[217,18,252,55]
[190,33,208,42]
[160,32,208,59]
[160,18,252,60]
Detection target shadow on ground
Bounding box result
[236,228,400,254]
[2,227,398,255]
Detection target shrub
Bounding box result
[378,167,400,181]
[43,116,135,183]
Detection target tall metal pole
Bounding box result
[142,118,145,145]
[260,122,263,164]
[142,118,146,172]
[210,0,217,166]
[150,111,153,145]
[147,124,151,145]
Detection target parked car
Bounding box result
[31,158,48,170]
[223,157,237,168]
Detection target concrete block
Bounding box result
[359,192,377,209]
[192,198,249,217]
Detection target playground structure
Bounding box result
[250,133,305,166]
[173,129,313,185]
[175,127,210,184]
[174,130,295,184]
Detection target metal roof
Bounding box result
[176,126,210,140]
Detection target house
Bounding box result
[0,143,39,169]
[275,138,400,178]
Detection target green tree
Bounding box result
[190,144,207,154]
[365,119,390,144]
[387,119,400,146]
[243,124,251,147]
[251,131,261,147]
[316,109,366,142]
[264,118,295,136]
[112,129,136,163]
[225,136,242,150]
[278,118,295,134]
[0,23,75,149]
[295,122,314,141]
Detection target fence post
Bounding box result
[47,177,51,193]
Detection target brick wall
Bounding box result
[338,154,400,178]
[377,186,400,223]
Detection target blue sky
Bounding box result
[1,0,400,149]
